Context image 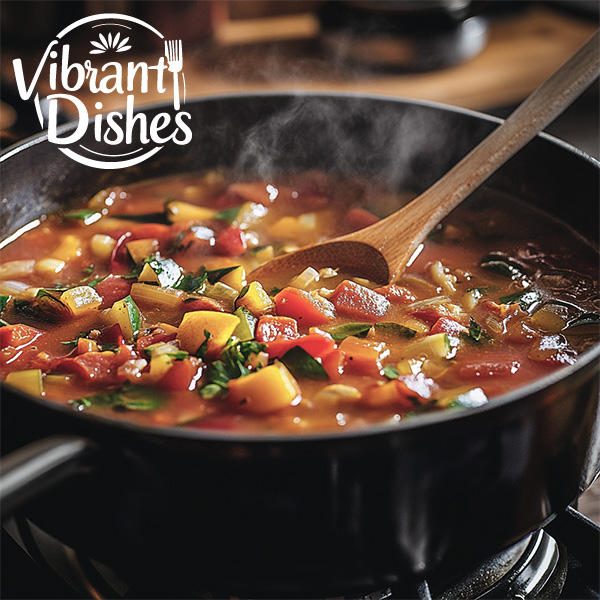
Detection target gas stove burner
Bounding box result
[6,508,599,600]
[318,1,488,71]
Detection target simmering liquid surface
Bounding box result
[1,171,598,433]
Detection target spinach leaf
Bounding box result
[279,346,329,381]
[174,272,207,293]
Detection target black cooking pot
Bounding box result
[1,93,599,597]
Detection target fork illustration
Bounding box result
[165,40,183,110]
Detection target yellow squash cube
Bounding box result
[177,311,240,358]
[60,286,102,316]
[227,363,301,414]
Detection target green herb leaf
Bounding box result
[382,365,400,379]
[279,346,329,381]
[62,209,102,225]
[144,256,184,288]
[565,313,600,329]
[213,205,242,223]
[200,383,225,399]
[88,276,108,288]
[498,289,541,311]
[325,322,372,341]
[81,264,95,277]
[479,256,527,279]
[166,350,189,361]
[374,322,417,339]
[70,386,164,412]
[0,295,12,314]
[467,317,482,341]
[205,265,239,284]
[195,329,213,359]
[174,272,207,293]
[202,338,266,387]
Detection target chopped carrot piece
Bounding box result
[274,287,335,327]
[330,280,390,322]
[256,316,299,343]
[339,336,386,378]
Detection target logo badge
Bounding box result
[12,13,192,169]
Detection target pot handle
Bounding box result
[0,435,98,520]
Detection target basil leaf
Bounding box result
[213,205,242,223]
[200,383,225,399]
[325,322,372,341]
[374,322,417,339]
[279,346,329,381]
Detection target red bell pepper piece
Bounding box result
[274,287,336,327]
[214,227,246,256]
[330,280,390,322]
[255,316,299,343]
[0,324,44,350]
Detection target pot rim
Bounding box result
[1,90,599,444]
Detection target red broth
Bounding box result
[1,171,598,433]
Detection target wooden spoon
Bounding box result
[251,30,599,285]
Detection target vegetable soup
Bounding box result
[1,171,598,433]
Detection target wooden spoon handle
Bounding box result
[348,29,600,280]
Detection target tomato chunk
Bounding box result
[95,276,133,309]
[158,358,203,392]
[339,336,386,378]
[214,227,246,256]
[430,317,468,337]
[256,316,299,343]
[54,347,136,385]
[274,288,335,327]
[0,324,45,371]
[330,280,390,322]
[266,331,336,360]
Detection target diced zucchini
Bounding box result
[60,286,102,316]
[138,257,183,287]
[403,333,451,360]
[126,238,159,263]
[5,369,43,396]
[232,306,257,341]
[231,202,268,230]
[236,281,274,316]
[166,200,216,222]
[107,295,141,341]
[227,363,301,414]
[205,282,239,302]
[130,283,184,310]
[35,259,66,277]
[90,234,117,260]
[219,265,246,291]
[177,310,240,357]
